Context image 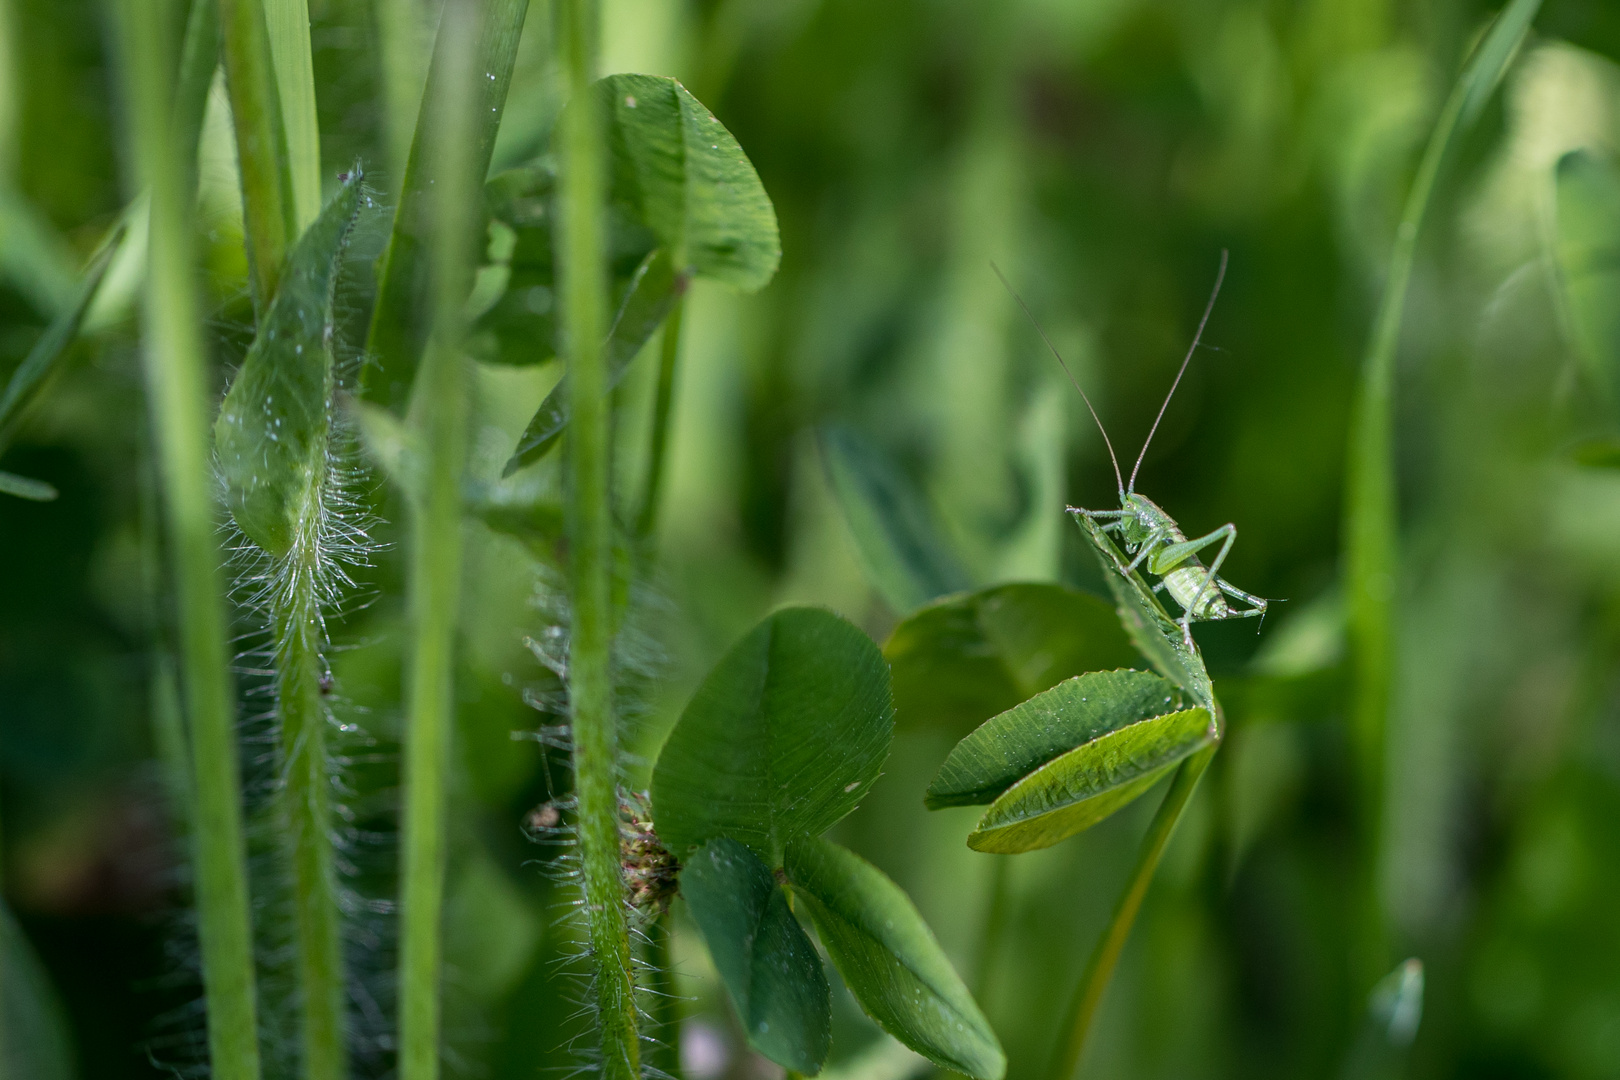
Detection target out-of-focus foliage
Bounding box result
[7,0,1620,1078]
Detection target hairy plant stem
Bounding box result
[635,293,684,541]
[120,2,262,1078]
[559,0,638,1076]
[217,0,296,309]
[272,533,347,1080]
[397,5,476,1078]
[1050,743,1215,1080]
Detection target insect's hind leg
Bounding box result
[1151,524,1237,643]
[1215,578,1267,615]
[1216,579,1269,631]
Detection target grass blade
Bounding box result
[218,0,297,308]
[1344,0,1539,831]
[396,3,480,1076]
[501,247,681,474]
[820,425,973,614]
[263,0,320,230]
[0,228,122,451]
[361,0,530,413]
[116,1,262,1077]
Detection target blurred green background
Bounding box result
[5,0,1620,1077]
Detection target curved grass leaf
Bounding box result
[216,175,362,556]
[925,670,1185,810]
[820,425,972,614]
[502,247,680,474]
[885,583,1137,737]
[652,606,893,864]
[0,227,124,451]
[1553,149,1620,412]
[1344,0,1540,820]
[682,837,830,1074]
[1072,511,1213,708]
[595,74,780,291]
[2,902,77,1080]
[783,836,1005,1080]
[966,706,1214,853]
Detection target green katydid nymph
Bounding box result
[995,251,1267,650]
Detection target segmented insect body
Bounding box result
[994,252,1268,648]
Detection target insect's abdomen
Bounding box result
[1163,563,1228,619]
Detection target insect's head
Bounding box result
[1117,493,1165,550]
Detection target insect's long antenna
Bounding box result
[1128,248,1228,494]
[991,262,1125,498]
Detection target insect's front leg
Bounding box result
[1124,526,1174,575]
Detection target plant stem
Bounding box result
[274,578,347,1080]
[120,2,262,1078]
[559,1,638,1077]
[397,4,477,1078]
[972,855,1012,1006]
[217,0,296,309]
[1343,0,1540,901]
[635,293,684,541]
[646,912,683,1080]
[1050,744,1214,1080]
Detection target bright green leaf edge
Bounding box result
[926,669,1186,810]
[967,706,1214,854]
